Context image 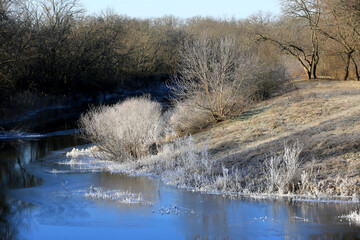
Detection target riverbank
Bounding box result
[75,79,360,198]
[193,79,360,196]
[7,142,360,239]
[2,80,359,239]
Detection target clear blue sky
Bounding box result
[82,0,281,19]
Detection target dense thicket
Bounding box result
[1,0,359,104]
[254,0,360,80]
[0,0,186,102]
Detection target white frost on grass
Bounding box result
[132,137,305,196]
[342,211,360,225]
[62,146,119,172]
[263,142,302,194]
[63,138,284,196]
[63,139,308,199]
[66,146,99,158]
[84,186,149,204]
[119,136,251,195]
[293,197,360,204]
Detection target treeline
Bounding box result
[0,0,185,101]
[254,0,360,81]
[1,0,359,102]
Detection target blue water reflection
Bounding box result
[1,135,360,239]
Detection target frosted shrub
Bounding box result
[263,143,302,194]
[346,211,360,225]
[215,166,232,191]
[140,136,245,193]
[170,99,214,134]
[79,96,164,162]
[161,136,214,189]
[66,146,99,158]
[133,136,218,190]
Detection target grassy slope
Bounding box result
[194,80,360,196]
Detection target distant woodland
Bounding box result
[0,0,359,103]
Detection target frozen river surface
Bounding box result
[1,132,360,240]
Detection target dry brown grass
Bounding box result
[193,80,360,195]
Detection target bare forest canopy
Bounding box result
[0,0,359,102]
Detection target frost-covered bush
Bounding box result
[343,211,360,225]
[263,143,302,194]
[134,136,245,193]
[170,99,214,134]
[133,136,215,189]
[162,136,214,189]
[169,35,288,134]
[66,146,99,158]
[79,96,164,161]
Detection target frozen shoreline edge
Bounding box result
[63,145,360,205]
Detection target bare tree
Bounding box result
[282,0,321,78]
[319,0,360,80]
[170,35,286,128]
[35,0,84,89]
[253,1,321,79]
[0,0,39,95]
[0,0,17,93]
[170,36,249,123]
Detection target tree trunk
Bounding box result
[312,62,318,79]
[302,66,312,79]
[312,49,319,79]
[343,53,351,81]
[351,56,360,81]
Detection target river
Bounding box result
[1,88,360,239]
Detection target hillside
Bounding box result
[194,80,360,196]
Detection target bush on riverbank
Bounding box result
[263,143,302,194]
[79,96,165,161]
[76,81,360,198]
[169,36,289,135]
